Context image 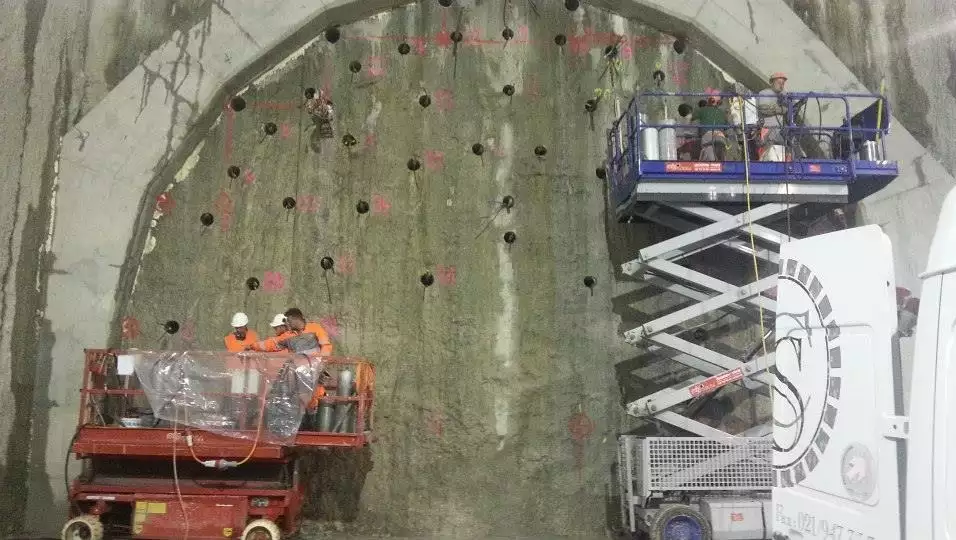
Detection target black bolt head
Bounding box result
[420,272,435,287]
[419,94,432,108]
[246,277,260,291]
[503,84,515,96]
[583,276,596,288]
[163,320,180,335]
[554,34,567,46]
[698,99,708,108]
[349,60,362,73]
[604,45,618,58]
[325,27,341,43]
[227,165,241,179]
[230,96,246,112]
[342,133,357,147]
[502,27,514,41]
[534,145,547,157]
[407,158,421,171]
[673,38,687,54]
[653,70,666,83]
[438,0,452,5]
[398,42,411,55]
[450,31,463,43]
[585,99,597,112]
[264,122,278,135]
[502,195,515,209]
[200,212,214,226]
[320,256,334,271]
[283,197,297,210]
[678,103,693,117]
[305,87,316,99]
[472,143,484,156]
[596,167,607,180]
[503,231,517,244]
[356,200,370,214]
[565,0,580,10]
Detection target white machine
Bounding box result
[772,186,956,539]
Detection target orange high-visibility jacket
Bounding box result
[304,321,333,355]
[224,330,258,352]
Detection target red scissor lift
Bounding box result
[62,349,375,540]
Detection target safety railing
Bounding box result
[606,90,893,207]
[76,349,375,456]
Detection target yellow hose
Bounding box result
[738,95,769,359]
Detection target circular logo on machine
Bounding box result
[841,443,876,500]
[772,258,842,488]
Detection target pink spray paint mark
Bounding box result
[262,271,286,292]
[337,253,356,276]
[365,133,378,150]
[280,123,292,139]
[425,410,444,437]
[371,194,391,216]
[368,56,385,77]
[180,320,196,345]
[434,89,455,111]
[155,193,175,215]
[243,169,256,186]
[424,150,445,171]
[297,195,320,214]
[214,190,234,233]
[436,265,457,286]
[121,316,141,341]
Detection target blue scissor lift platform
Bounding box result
[610,90,898,440]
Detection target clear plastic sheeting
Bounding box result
[132,350,327,445]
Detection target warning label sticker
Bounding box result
[689,368,744,397]
[665,162,723,173]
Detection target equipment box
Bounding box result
[699,498,770,540]
[133,495,248,539]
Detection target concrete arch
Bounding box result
[36,0,951,529]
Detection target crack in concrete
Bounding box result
[212,0,260,48]
[745,0,759,43]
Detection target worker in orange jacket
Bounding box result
[224,312,258,352]
[284,307,333,356]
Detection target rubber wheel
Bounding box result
[61,515,104,540]
[242,518,281,540]
[649,504,712,540]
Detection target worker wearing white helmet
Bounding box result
[757,72,791,161]
[224,311,258,352]
[269,313,289,336]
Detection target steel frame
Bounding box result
[619,201,792,437]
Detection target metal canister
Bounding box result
[639,113,660,160]
[860,140,881,161]
[317,399,334,432]
[333,369,355,433]
[658,119,678,161]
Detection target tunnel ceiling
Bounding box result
[118,1,735,535]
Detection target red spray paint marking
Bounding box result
[337,253,356,276]
[436,12,453,48]
[180,319,196,345]
[568,411,595,480]
[243,169,256,186]
[425,410,444,437]
[436,265,457,286]
[434,89,454,112]
[213,190,234,233]
[280,123,292,139]
[318,316,341,338]
[524,76,541,98]
[371,194,391,216]
[155,193,175,215]
[297,195,320,214]
[409,36,428,55]
[424,150,445,171]
[368,56,385,77]
[263,271,286,292]
[121,317,141,341]
[365,133,378,150]
[670,61,690,88]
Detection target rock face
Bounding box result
[116,3,731,536]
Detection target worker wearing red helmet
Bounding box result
[757,72,790,161]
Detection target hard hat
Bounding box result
[269,313,287,328]
[230,312,249,328]
[769,72,788,82]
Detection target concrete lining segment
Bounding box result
[37,0,952,529]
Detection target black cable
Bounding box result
[65,423,93,514]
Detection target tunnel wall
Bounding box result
[0,0,953,535]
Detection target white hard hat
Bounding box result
[269,313,287,328]
[230,312,249,327]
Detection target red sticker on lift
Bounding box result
[689,368,744,397]
[665,162,723,173]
